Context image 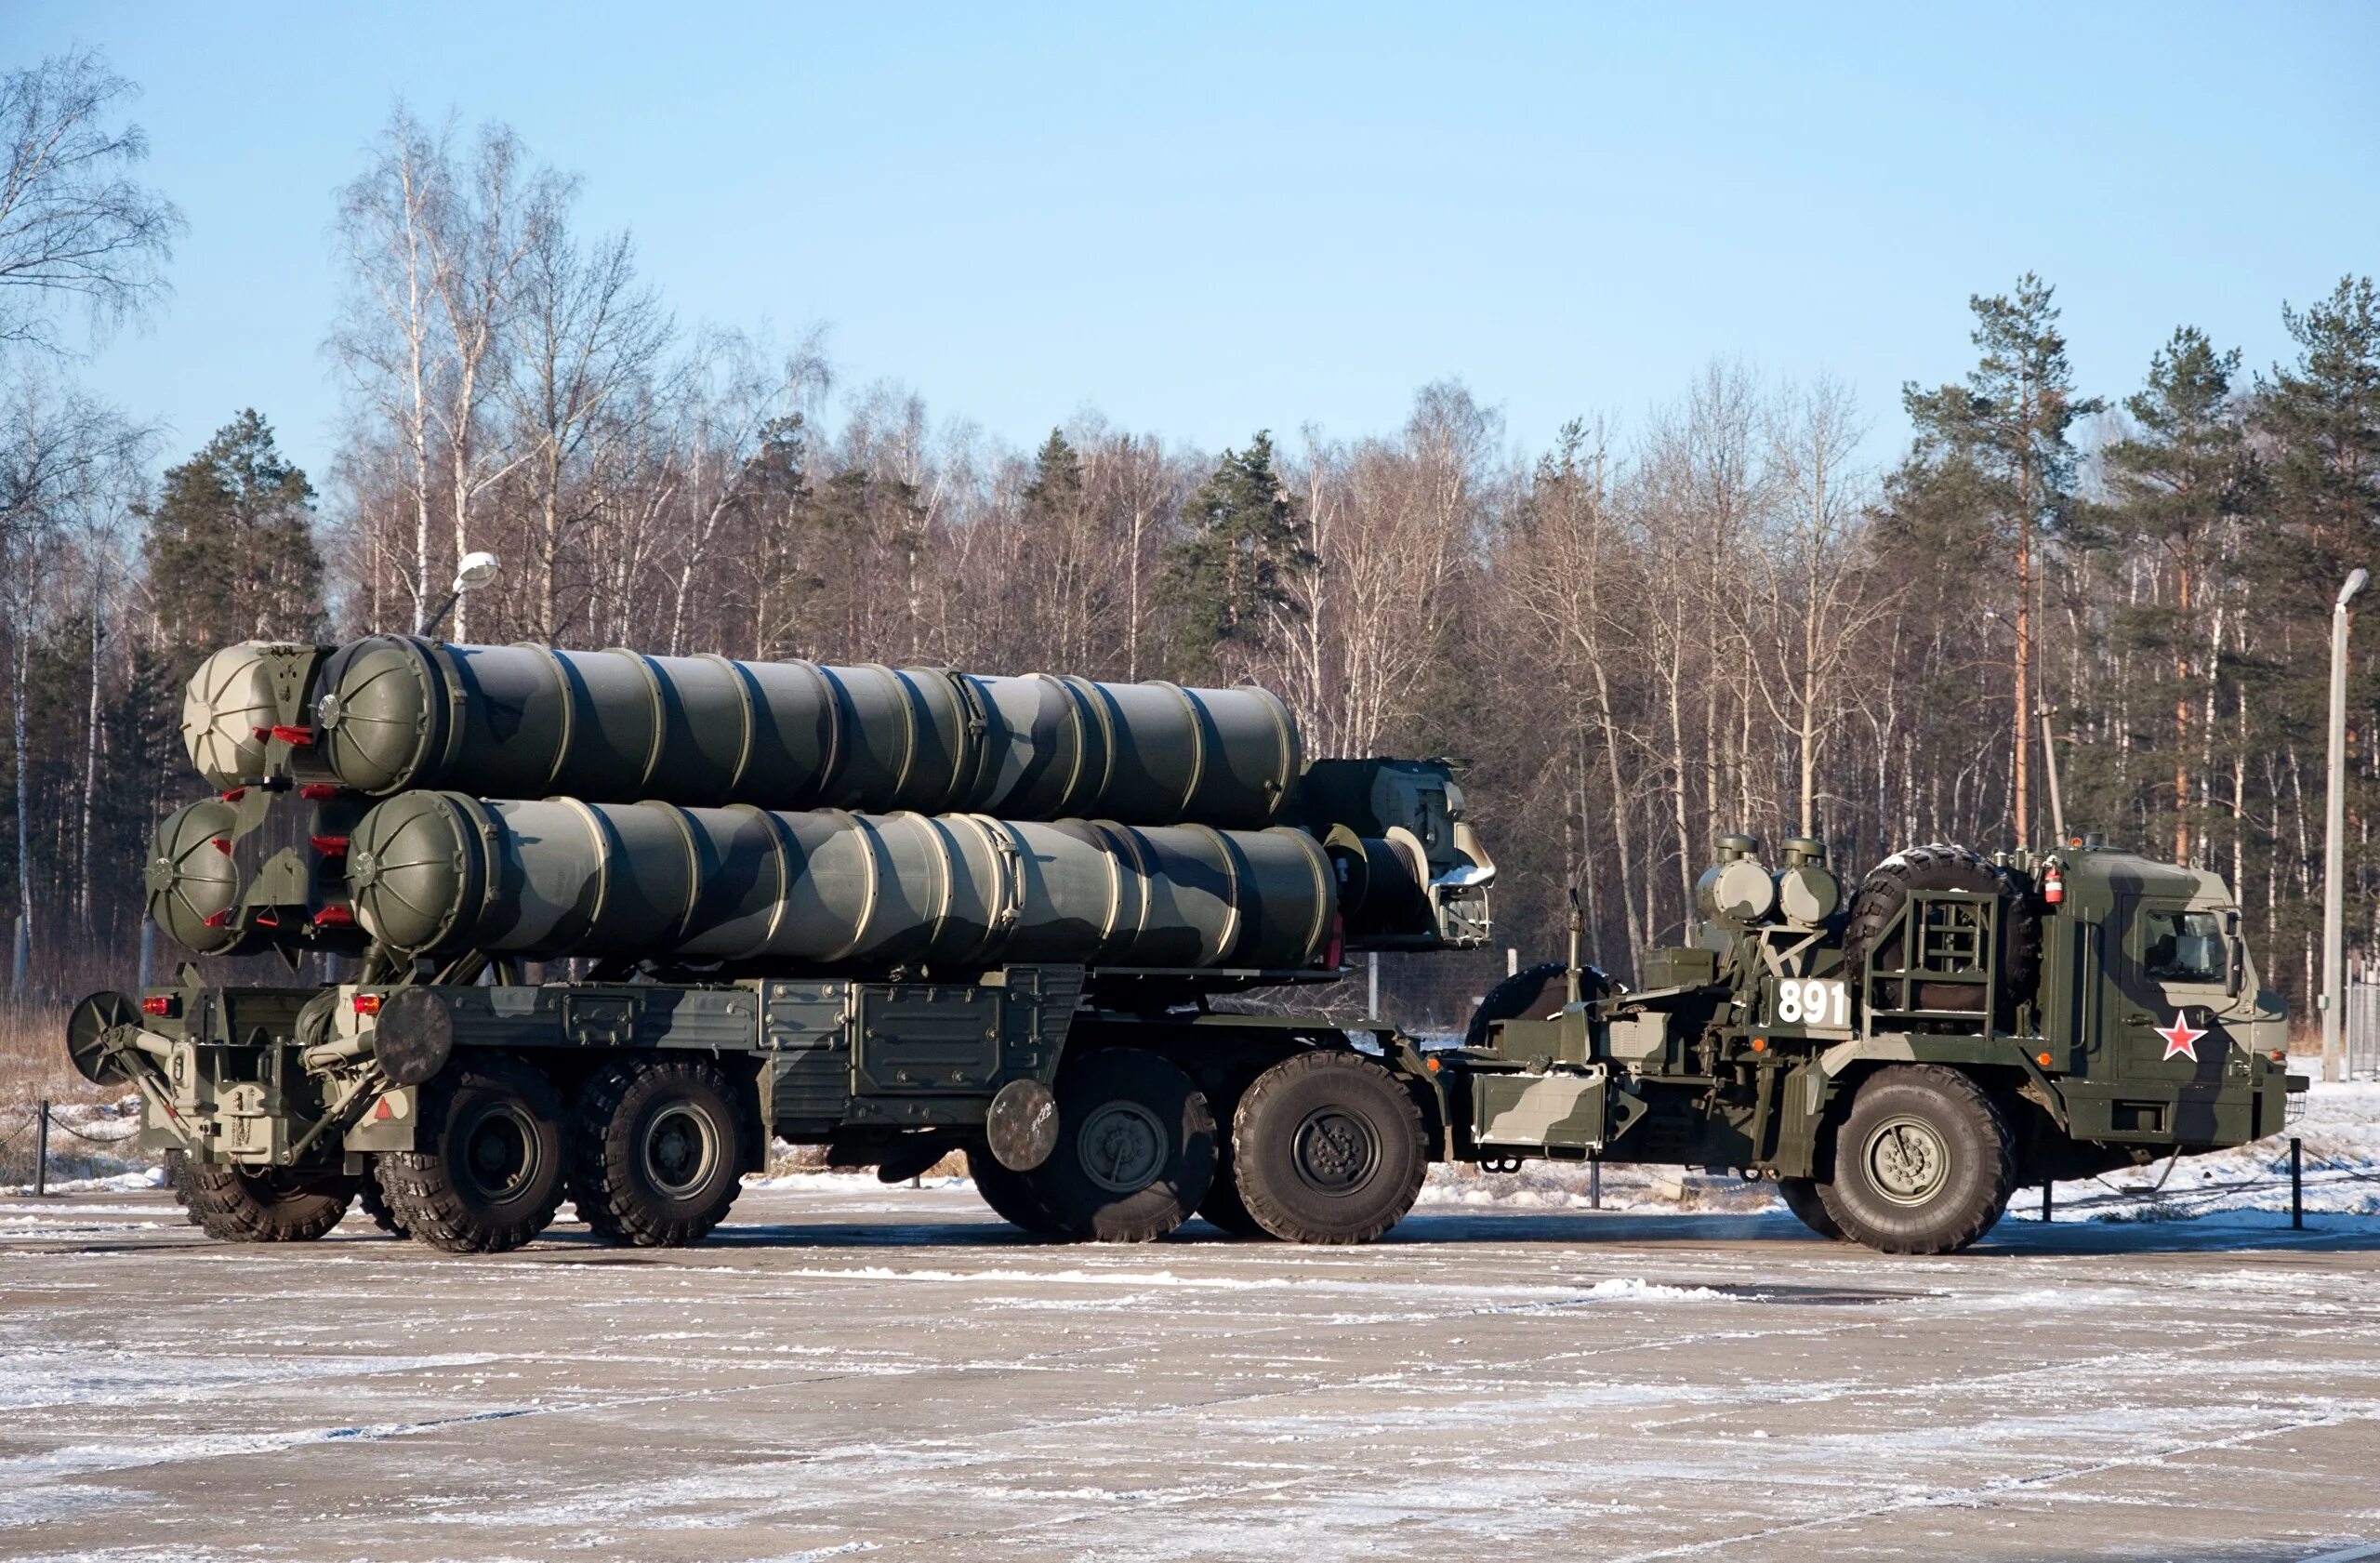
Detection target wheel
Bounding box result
[1776,1175,1845,1240]
[1028,1049,1215,1242]
[1839,844,2041,1013]
[171,1156,357,1242]
[161,1147,204,1226]
[356,1160,410,1237]
[377,1053,569,1253]
[966,1148,1069,1236]
[1197,1134,1273,1238]
[1818,1066,2016,1254]
[1231,1050,1429,1245]
[1191,1072,1273,1238]
[567,1057,754,1247]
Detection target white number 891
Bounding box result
[1775,978,1847,1028]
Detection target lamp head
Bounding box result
[452,551,500,593]
[2342,568,2368,609]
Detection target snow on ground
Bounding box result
[2,1160,2376,1561]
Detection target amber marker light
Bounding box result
[1750,1037,1767,1052]
[1424,1056,1441,1073]
[2037,1052,2054,1067]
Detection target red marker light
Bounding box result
[141,994,178,1018]
[352,993,382,1016]
[298,784,338,801]
[270,724,314,746]
[313,906,355,928]
[373,1096,393,1120]
[308,835,350,856]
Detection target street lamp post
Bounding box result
[2322,567,2366,1083]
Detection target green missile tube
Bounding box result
[281,637,1300,827]
[346,792,1338,972]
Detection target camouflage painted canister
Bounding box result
[300,637,1300,827]
[345,792,1338,972]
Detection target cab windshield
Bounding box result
[2143,909,2226,983]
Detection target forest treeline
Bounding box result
[3,58,2376,1026]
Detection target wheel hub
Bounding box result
[640,1103,721,1199]
[1863,1114,1950,1206]
[459,1105,539,1203]
[1078,1100,1166,1193]
[1291,1107,1379,1194]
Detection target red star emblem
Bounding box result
[2155,1015,2206,1063]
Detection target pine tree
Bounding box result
[140,410,323,661]
[2100,327,2255,862]
[1902,274,2103,846]
[2256,275,2380,577]
[1166,431,1313,675]
[1023,428,1082,521]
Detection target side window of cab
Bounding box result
[2134,904,2241,996]
[2141,908,2224,983]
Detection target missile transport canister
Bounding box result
[345,792,1338,972]
[184,638,1302,827]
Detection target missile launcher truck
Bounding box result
[67,638,2303,1257]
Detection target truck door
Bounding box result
[2105,896,2245,1140]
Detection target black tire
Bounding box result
[356,1159,411,1237]
[1232,1050,1429,1245]
[1464,961,1602,1051]
[567,1057,753,1248]
[1196,1134,1273,1238]
[966,1148,1069,1237]
[1818,1066,2016,1254]
[1840,844,2041,1013]
[1190,1065,1274,1238]
[1776,1175,1845,1240]
[1028,1049,1215,1242]
[172,1156,356,1243]
[162,1147,204,1227]
[377,1053,569,1253]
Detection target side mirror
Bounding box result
[2225,910,2244,998]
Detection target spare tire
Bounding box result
[1839,844,2041,1015]
[1463,962,1607,1051]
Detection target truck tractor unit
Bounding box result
[1458,836,2299,1252]
[68,638,2301,1257]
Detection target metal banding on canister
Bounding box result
[300,637,1299,827]
[344,792,1337,971]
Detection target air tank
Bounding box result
[345,792,1337,972]
[280,637,1299,827]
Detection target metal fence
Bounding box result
[2347,980,2380,1079]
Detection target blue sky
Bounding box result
[13,3,2377,485]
